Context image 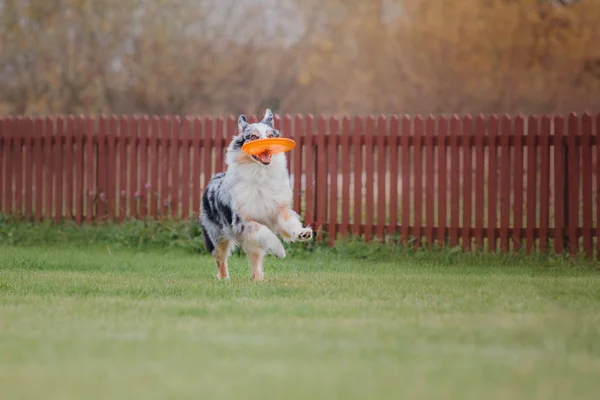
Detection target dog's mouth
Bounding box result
[252,151,272,165]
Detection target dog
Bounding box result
[200,109,313,281]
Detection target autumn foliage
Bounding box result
[1,0,599,116]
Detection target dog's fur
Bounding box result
[200,109,313,281]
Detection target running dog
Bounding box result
[200,109,313,281]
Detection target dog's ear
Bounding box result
[238,114,248,133]
[261,109,274,127]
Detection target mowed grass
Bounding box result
[1,243,600,400]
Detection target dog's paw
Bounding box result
[295,227,313,242]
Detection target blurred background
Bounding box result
[1,0,599,117]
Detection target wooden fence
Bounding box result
[0,113,599,257]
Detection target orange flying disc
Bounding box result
[242,137,296,156]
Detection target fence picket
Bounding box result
[316,116,328,237]
[340,116,351,238]
[553,116,565,254]
[304,115,315,228]
[499,115,511,252]
[413,116,423,248]
[364,116,375,242]
[567,114,579,256]
[44,118,53,219]
[181,118,191,220]
[449,116,460,248]
[108,116,118,220]
[328,117,339,246]
[474,115,485,250]
[401,116,411,245]
[424,116,435,247]
[170,117,180,219]
[23,117,33,219]
[526,115,538,254]
[539,116,551,253]
[34,118,43,222]
[351,116,362,237]
[462,115,472,251]
[581,113,593,257]
[139,117,150,219]
[437,116,447,247]
[513,116,524,252]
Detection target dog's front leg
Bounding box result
[277,206,313,243]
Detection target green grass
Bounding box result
[1,220,600,399]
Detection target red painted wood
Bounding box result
[376,116,387,241]
[13,118,23,216]
[580,113,593,257]
[526,116,538,253]
[437,116,448,247]
[282,116,293,207]
[150,117,160,218]
[352,116,362,237]
[78,116,88,224]
[597,113,600,259]
[292,115,303,214]
[424,116,435,247]
[43,118,53,219]
[84,117,94,223]
[553,115,565,254]
[139,117,149,219]
[513,116,524,252]
[23,117,33,219]
[107,116,118,220]
[413,116,424,248]
[54,117,64,221]
[215,117,224,173]
[462,115,472,251]
[539,116,551,253]
[97,116,108,219]
[567,113,579,256]
[487,116,499,252]
[304,115,315,227]
[64,116,75,220]
[180,118,191,220]
[499,115,511,252]
[401,116,411,245]
[161,116,172,217]
[474,115,485,250]
[0,118,3,213]
[34,118,43,221]
[170,117,181,219]
[118,116,128,221]
[129,117,140,219]
[328,117,339,246]
[202,117,213,200]
[340,116,351,238]
[388,116,399,240]
[449,116,460,248]
[364,116,375,242]
[316,116,328,237]
[1,118,12,214]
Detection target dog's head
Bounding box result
[227,109,281,166]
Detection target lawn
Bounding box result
[1,241,600,400]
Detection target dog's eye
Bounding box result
[250,134,259,140]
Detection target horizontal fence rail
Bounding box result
[0,112,599,257]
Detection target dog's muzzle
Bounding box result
[252,151,273,165]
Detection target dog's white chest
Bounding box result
[226,162,292,226]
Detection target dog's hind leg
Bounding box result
[214,240,233,280]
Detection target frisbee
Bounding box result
[242,137,296,156]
